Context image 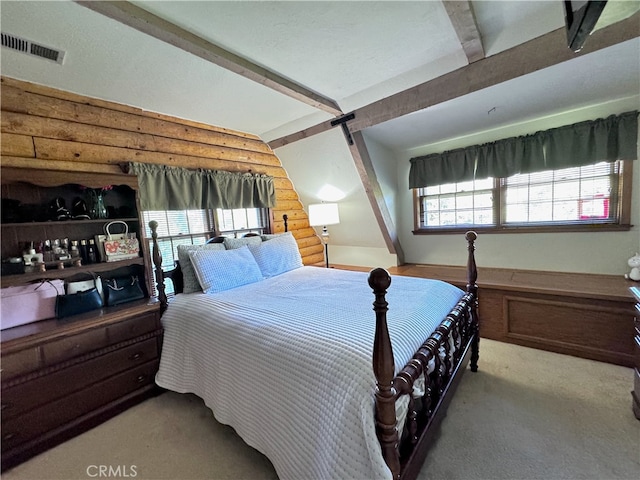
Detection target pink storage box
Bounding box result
[0,279,63,330]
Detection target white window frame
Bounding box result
[143,207,270,294]
[413,160,633,234]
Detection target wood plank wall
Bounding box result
[0,77,324,265]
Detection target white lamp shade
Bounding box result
[308,203,340,227]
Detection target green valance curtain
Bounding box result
[409,111,638,189]
[129,163,276,211]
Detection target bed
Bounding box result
[148,221,479,480]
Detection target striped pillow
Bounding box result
[249,232,303,278]
[188,246,263,294]
[177,243,226,294]
[223,236,263,250]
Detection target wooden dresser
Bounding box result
[1,300,162,470]
[631,286,640,420]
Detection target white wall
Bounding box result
[393,98,640,275]
[275,129,397,268]
[275,98,639,275]
[361,133,400,231]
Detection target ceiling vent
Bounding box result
[1,32,65,64]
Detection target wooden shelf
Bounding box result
[0,257,144,288]
[1,218,139,228]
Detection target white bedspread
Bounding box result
[156,266,464,480]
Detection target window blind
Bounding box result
[502,162,619,225]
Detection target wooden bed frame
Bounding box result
[148,219,479,480]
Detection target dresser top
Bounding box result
[1,299,160,352]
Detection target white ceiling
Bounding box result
[1,0,638,154]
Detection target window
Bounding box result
[142,207,270,294]
[215,208,270,238]
[414,160,632,233]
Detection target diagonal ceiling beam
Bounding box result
[442,0,485,64]
[75,0,343,116]
[349,131,404,264]
[268,13,638,150]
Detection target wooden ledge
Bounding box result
[0,299,160,350]
[387,264,637,304]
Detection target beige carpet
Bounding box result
[3,339,639,480]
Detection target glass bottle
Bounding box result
[87,239,97,264]
[94,193,108,219]
[43,240,54,263]
[87,189,108,219]
[80,239,88,264]
[70,240,80,259]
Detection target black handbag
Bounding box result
[55,277,104,319]
[102,275,145,307]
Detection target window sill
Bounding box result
[412,224,633,235]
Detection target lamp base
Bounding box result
[324,242,329,268]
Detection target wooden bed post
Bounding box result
[465,231,479,372]
[149,220,168,311]
[369,268,401,479]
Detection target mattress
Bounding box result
[156,266,464,480]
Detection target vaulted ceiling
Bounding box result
[2,1,638,155]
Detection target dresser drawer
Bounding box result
[1,359,158,451]
[42,327,108,366]
[108,312,159,344]
[2,338,158,419]
[1,347,40,380]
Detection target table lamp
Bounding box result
[308,203,340,268]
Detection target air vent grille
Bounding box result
[30,43,61,62]
[1,32,65,64]
[1,33,28,52]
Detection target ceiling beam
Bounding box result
[349,131,404,264]
[443,0,485,64]
[268,13,638,150]
[75,0,343,116]
[350,13,638,133]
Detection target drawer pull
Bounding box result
[3,433,16,441]
[130,352,144,361]
[136,374,147,384]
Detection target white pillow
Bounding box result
[249,232,303,278]
[177,243,226,294]
[260,233,282,241]
[188,246,263,294]
[223,236,263,250]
